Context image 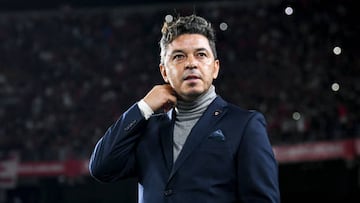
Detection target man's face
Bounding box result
[160,34,219,101]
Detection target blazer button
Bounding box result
[164,189,173,196]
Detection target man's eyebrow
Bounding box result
[169,49,184,55]
[195,48,208,52]
[169,48,209,55]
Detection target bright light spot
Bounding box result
[331,82,340,92]
[219,22,228,31]
[333,46,342,55]
[165,15,173,23]
[285,7,293,15]
[292,112,301,121]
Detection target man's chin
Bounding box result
[180,89,204,101]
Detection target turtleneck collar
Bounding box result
[175,85,217,121]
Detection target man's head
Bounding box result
[159,15,220,101]
[159,14,217,65]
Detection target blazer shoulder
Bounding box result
[222,100,266,124]
[226,101,263,116]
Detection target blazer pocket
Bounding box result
[199,129,229,150]
[208,129,225,142]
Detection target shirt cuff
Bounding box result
[138,99,154,120]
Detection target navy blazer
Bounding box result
[89,96,280,203]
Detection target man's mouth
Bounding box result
[184,75,201,81]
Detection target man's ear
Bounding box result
[213,59,220,79]
[159,64,169,83]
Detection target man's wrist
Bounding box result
[138,99,154,120]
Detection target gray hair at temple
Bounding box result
[159,14,218,65]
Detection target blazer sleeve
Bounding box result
[237,111,280,203]
[89,103,147,183]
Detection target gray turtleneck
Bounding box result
[173,85,217,162]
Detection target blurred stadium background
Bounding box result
[0,0,359,202]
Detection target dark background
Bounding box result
[1,0,359,202]
[0,0,218,11]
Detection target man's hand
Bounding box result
[143,84,177,112]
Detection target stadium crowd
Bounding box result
[0,0,358,161]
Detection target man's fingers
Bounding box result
[143,84,177,112]
[162,88,177,112]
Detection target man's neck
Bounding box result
[175,85,217,121]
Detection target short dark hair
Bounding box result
[159,14,217,64]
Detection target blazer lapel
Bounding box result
[159,109,176,171]
[168,97,228,181]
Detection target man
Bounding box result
[89,14,280,203]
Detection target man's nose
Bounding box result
[185,55,198,69]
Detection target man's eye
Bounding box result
[173,55,184,60]
[197,53,207,57]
